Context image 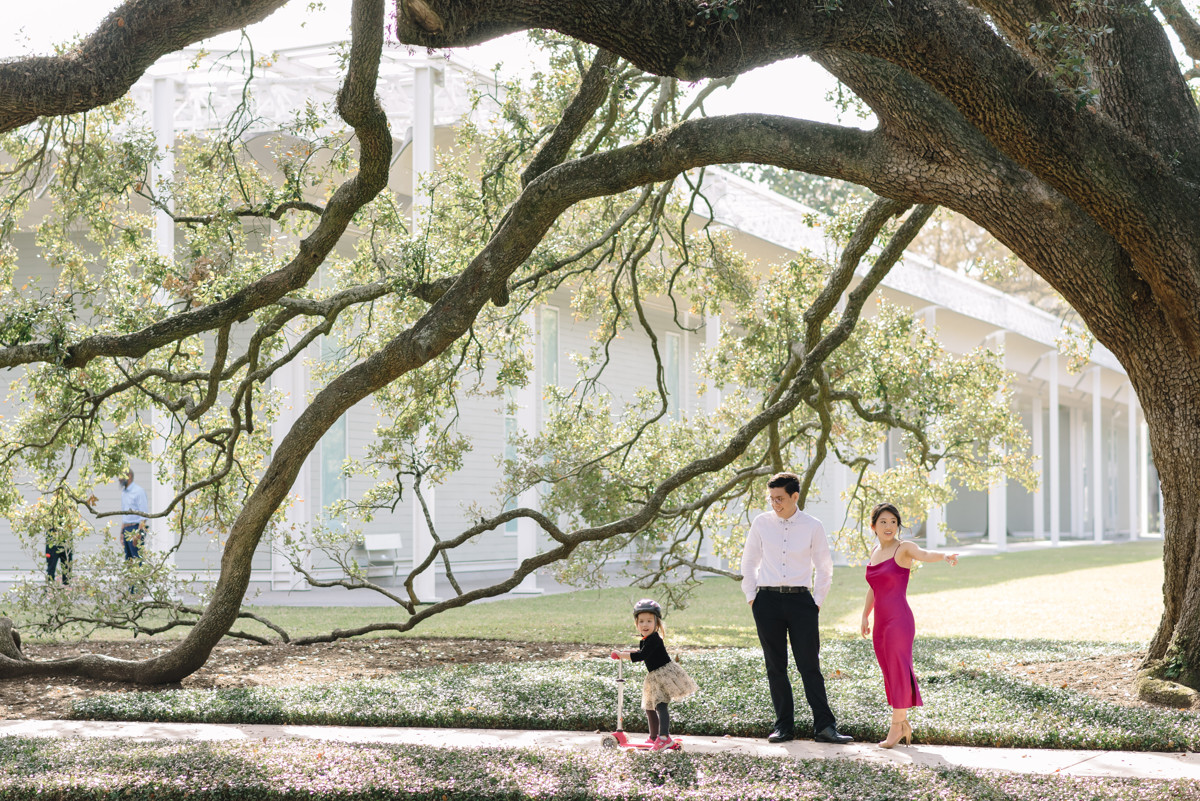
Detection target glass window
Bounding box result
[664,332,681,420]
[320,413,347,533]
[504,414,519,533]
[319,331,348,532]
[540,306,559,421]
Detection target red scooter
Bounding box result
[599,655,682,751]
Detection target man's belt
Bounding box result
[757,585,810,594]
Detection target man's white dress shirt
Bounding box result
[740,507,833,606]
[121,481,149,527]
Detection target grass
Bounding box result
[227,539,1168,646]
[246,539,1164,645]
[71,636,1198,752]
[15,540,1163,645]
[0,736,1196,801]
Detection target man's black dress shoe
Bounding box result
[813,725,853,744]
[766,730,794,743]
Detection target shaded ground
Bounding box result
[0,637,601,720]
[1003,651,1155,708]
[0,639,1165,720]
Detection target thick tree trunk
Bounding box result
[1140,363,1200,685]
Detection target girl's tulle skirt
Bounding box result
[641,660,699,709]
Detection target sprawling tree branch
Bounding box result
[0,70,950,680]
[395,0,1200,356]
[0,0,391,682]
[0,5,389,373]
[0,0,291,133]
[521,48,620,186]
[280,190,925,645]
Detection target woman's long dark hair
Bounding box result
[870,502,903,529]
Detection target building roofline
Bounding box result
[700,167,1122,372]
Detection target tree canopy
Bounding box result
[0,0,1196,693]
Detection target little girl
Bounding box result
[611,598,699,751]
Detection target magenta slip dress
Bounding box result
[865,556,923,709]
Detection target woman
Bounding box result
[860,502,958,748]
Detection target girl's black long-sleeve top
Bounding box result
[630,631,670,671]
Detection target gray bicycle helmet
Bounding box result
[633,598,663,619]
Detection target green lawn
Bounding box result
[16,539,1164,646]
[232,540,1163,646]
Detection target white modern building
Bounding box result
[0,45,1159,595]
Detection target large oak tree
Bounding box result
[0,0,1190,688]
[392,0,1200,685]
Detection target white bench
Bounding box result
[363,533,402,578]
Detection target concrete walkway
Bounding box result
[1,719,1196,780]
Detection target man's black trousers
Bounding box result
[751,588,836,735]
[46,543,71,584]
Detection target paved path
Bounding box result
[1,719,1196,780]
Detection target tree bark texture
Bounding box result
[0,0,290,132]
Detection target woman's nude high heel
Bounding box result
[878,720,913,749]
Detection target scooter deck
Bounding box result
[600,731,683,750]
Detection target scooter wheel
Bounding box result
[600,734,619,749]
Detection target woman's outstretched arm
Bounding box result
[896,541,958,568]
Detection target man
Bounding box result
[740,471,853,745]
[118,469,149,564]
[45,531,72,585]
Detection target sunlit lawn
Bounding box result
[235,539,1163,646]
[20,539,1163,646]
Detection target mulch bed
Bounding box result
[0,637,601,720]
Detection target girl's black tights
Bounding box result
[645,702,671,739]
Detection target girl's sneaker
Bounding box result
[643,737,657,746]
[651,736,673,752]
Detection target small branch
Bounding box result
[414,476,463,596]
[290,560,417,613]
[172,200,325,225]
[522,49,620,186]
[797,371,835,509]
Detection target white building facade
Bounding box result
[0,46,1159,593]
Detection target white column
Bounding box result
[1139,418,1150,537]
[512,311,542,594]
[925,461,946,549]
[1049,351,1060,546]
[151,77,176,263]
[986,332,1007,550]
[411,63,436,227]
[1032,395,1044,539]
[1127,383,1139,540]
[409,61,438,601]
[704,313,721,416]
[1091,368,1103,542]
[149,76,178,562]
[920,307,946,549]
[1080,407,1089,537]
[271,336,311,591]
[411,474,437,602]
[682,326,692,419]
